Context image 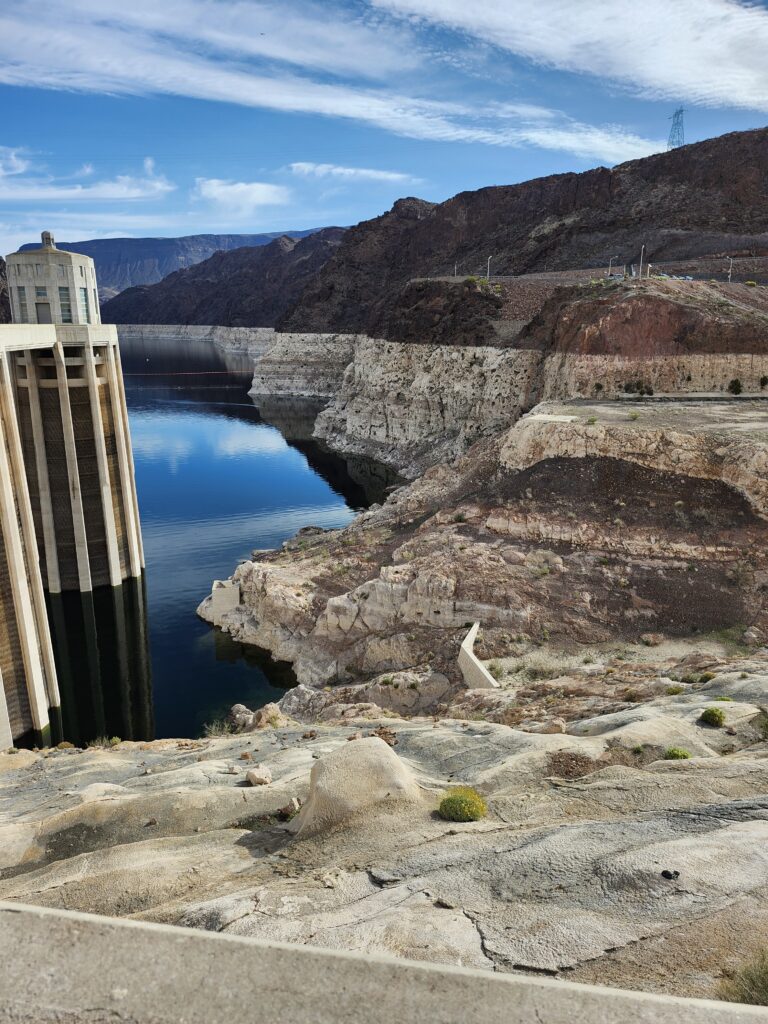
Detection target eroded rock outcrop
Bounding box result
[200,399,768,688]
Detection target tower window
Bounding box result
[59,287,73,323]
[78,287,91,324]
[35,286,47,299]
[16,286,28,322]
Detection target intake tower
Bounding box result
[0,232,145,746]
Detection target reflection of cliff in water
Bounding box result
[252,395,402,508]
[211,628,297,689]
[47,578,154,747]
[119,334,254,377]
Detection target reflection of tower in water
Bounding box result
[0,232,153,746]
[48,580,154,747]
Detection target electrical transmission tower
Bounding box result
[667,107,685,150]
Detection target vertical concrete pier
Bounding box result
[0,232,145,745]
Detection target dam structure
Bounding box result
[0,232,145,747]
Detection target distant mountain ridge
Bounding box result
[101,127,768,333]
[102,228,347,326]
[19,230,320,300]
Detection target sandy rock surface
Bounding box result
[3,668,768,1000]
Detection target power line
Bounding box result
[667,107,685,150]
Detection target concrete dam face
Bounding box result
[0,232,148,747]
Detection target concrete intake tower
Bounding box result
[0,232,145,746]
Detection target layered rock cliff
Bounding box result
[249,333,361,400]
[251,279,768,478]
[313,338,540,476]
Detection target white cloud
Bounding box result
[0,151,174,202]
[192,179,291,216]
[372,0,768,111]
[290,162,419,183]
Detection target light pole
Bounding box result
[486,255,492,281]
[454,261,458,279]
[638,244,646,280]
[727,256,734,284]
[607,256,618,277]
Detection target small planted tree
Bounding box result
[727,378,743,395]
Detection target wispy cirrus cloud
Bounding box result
[290,162,421,184]
[0,0,662,164]
[372,0,768,111]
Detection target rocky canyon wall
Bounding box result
[248,333,362,400]
[313,338,542,476]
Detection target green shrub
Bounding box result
[380,676,394,686]
[203,719,235,738]
[761,376,768,390]
[56,741,74,749]
[699,671,716,683]
[719,948,768,1005]
[108,736,121,747]
[664,747,691,760]
[714,695,734,702]
[745,280,758,287]
[437,786,487,822]
[699,706,726,727]
[666,685,684,695]
[488,661,503,681]
[586,416,598,425]
[727,378,743,395]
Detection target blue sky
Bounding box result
[1,0,767,255]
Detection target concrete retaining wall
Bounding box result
[0,902,763,1024]
[458,623,499,690]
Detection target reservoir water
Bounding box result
[54,334,394,744]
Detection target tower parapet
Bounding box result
[7,231,101,326]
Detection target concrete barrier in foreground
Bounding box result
[0,901,764,1023]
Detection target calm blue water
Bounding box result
[50,334,391,742]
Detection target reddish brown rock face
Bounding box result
[523,280,768,357]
